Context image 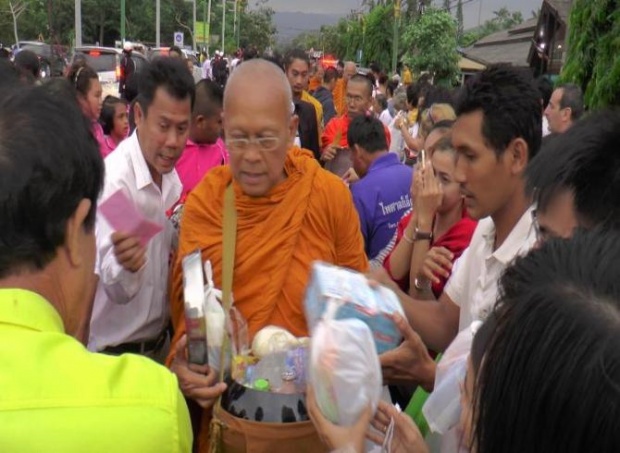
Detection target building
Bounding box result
[528,0,573,76]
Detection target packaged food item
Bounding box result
[182,251,208,365]
[305,261,405,354]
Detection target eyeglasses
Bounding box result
[226,136,281,153]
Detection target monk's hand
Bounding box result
[307,385,372,453]
[170,335,227,409]
[367,401,429,453]
[111,231,147,273]
[380,313,436,391]
[321,144,338,162]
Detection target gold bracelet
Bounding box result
[403,230,415,244]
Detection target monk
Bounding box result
[332,60,357,116]
[167,59,368,452]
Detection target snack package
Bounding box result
[305,261,405,354]
[309,310,382,426]
[423,321,482,434]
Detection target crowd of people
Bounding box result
[0,40,618,453]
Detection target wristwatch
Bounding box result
[414,226,433,241]
[414,277,431,291]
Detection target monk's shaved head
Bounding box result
[343,61,357,81]
[224,59,292,119]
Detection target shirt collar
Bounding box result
[0,289,65,333]
[129,130,154,191]
[483,204,536,265]
[367,152,400,173]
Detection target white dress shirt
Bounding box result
[445,205,537,330]
[89,131,182,351]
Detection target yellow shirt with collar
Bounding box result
[0,289,192,453]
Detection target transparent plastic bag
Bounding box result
[422,321,482,434]
[309,299,382,426]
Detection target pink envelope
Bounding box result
[99,189,164,247]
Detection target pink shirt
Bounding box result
[175,138,229,197]
[92,121,110,159]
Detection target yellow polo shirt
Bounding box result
[0,289,191,452]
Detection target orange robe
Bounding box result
[308,75,321,93]
[333,78,347,117]
[169,146,368,352]
[321,115,392,152]
[168,147,368,451]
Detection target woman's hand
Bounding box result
[367,401,430,453]
[307,386,372,453]
[414,164,443,229]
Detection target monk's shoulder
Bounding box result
[186,165,231,209]
[310,168,353,206]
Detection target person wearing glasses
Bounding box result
[166,58,368,449]
[543,83,584,135]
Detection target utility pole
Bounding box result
[221,0,225,52]
[207,0,212,54]
[233,0,237,50]
[156,0,161,47]
[391,0,401,75]
[121,0,125,43]
[74,0,82,46]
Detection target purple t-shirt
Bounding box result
[351,152,413,260]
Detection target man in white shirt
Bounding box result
[378,65,542,390]
[202,54,211,80]
[89,57,195,362]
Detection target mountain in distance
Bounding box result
[273,11,344,44]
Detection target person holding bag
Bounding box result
[167,58,368,453]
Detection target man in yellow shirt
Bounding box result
[284,48,324,138]
[0,82,192,452]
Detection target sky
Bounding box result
[265,0,542,28]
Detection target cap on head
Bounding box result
[123,41,133,52]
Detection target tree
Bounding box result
[8,0,27,44]
[561,0,620,108]
[402,7,460,85]
[442,0,450,13]
[456,0,463,38]
[459,7,523,47]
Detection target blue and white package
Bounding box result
[304,261,404,354]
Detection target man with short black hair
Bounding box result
[14,49,40,83]
[89,57,196,362]
[544,83,584,134]
[0,83,191,452]
[378,65,542,392]
[284,48,324,137]
[527,109,620,240]
[348,115,412,260]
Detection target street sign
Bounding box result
[174,31,184,47]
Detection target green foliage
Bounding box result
[561,0,620,108]
[458,7,523,47]
[402,7,460,85]
[0,0,275,53]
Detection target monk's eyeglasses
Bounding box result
[226,136,280,153]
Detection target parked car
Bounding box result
[16,41,67,77]
[71,46,148,97]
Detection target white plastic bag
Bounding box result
[309,300,382,426]
[423,320,482,434]
[203,260,227,369]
